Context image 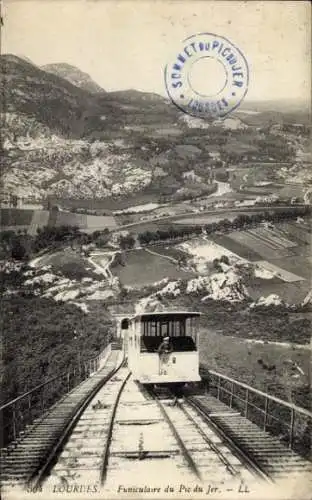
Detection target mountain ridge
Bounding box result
[42,62,106,94]
[2,53,306,204]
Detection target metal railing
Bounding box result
[0,344,112,449]
[204,369,312,459]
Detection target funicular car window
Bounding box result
[142,320,158,336]
[161,321,168,336]
[186,317,196,340]
[143,321,148,336]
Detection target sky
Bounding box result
[2,0,311,101]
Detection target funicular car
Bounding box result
[127,311,201,384]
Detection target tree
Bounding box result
[92,230,102,240]
[212,258,223,272]
[119,233,135,250]
[111,252,125,267]
[178,254,188,267]
[138,231,154,245]
[34,225,82,251]
[220,255,230,266]
[11,238,27,260]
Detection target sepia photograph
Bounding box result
[0,1,311,499]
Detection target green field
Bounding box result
[0,209,34,227]
[246,280,310,304]
[278,221,312,245]
[160,289,311,346]
[113,248,195,287]
[173,213,237,225]
[208,221,311,303]
[199,329,310,408]
[270,256,312,281]
[52,211,87,228]
[240,185,283,196]
[34,248,99,280]
[217,222,311,278]
[0,208,118,233]
[84,214,118,231]
[209,234,263,261]
[227,230,291,260]
[147,244,191,262]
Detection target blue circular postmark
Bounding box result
[164,32,249,119]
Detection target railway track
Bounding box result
[148,387,262,485]
[2,357,311,496]
[45,374,264,495]
[102,382,263,493]
[44,366,131,492]
[0,350,123,492]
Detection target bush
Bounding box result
[119,234,135,249]
[1,297,113,405]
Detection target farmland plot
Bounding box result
[247,229,282,251]
[0,208,34,227]
[254,260,304,282]
[84,214,118,232]
[227,231,283,260]
[174,213,237,225]
[254,227,297,249]
[228,227,299,260]
[28,210,50,236]
[277,222,312,246]
[216,224,310,286]
[112,248,194,287]
[248,227,298,252]
[271,256,312,281]
[146,244,190,262]
[246,281,309,304]
[208,234,263,261]
[54,211,87,228]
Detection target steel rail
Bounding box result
[100,370,132,485]
[176,399,239,477]
[187,396,272,483]
[28,357,126,488]
[150,391,202,481]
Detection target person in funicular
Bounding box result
[157,336,173,375]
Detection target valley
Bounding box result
[1,55,311,207]
[1,53,311,416]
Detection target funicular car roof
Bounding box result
[131,311,201,321]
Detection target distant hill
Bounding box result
[1,54,185,202]
[2,53,308,204]
[0,54,96,137]
[106,89,166,103]
[0,54,178,138]
[16,55,35,65]
[238,99,311,126]
[42,62,105,94]
[241,99,310,113]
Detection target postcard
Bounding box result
[0,1,311,500]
